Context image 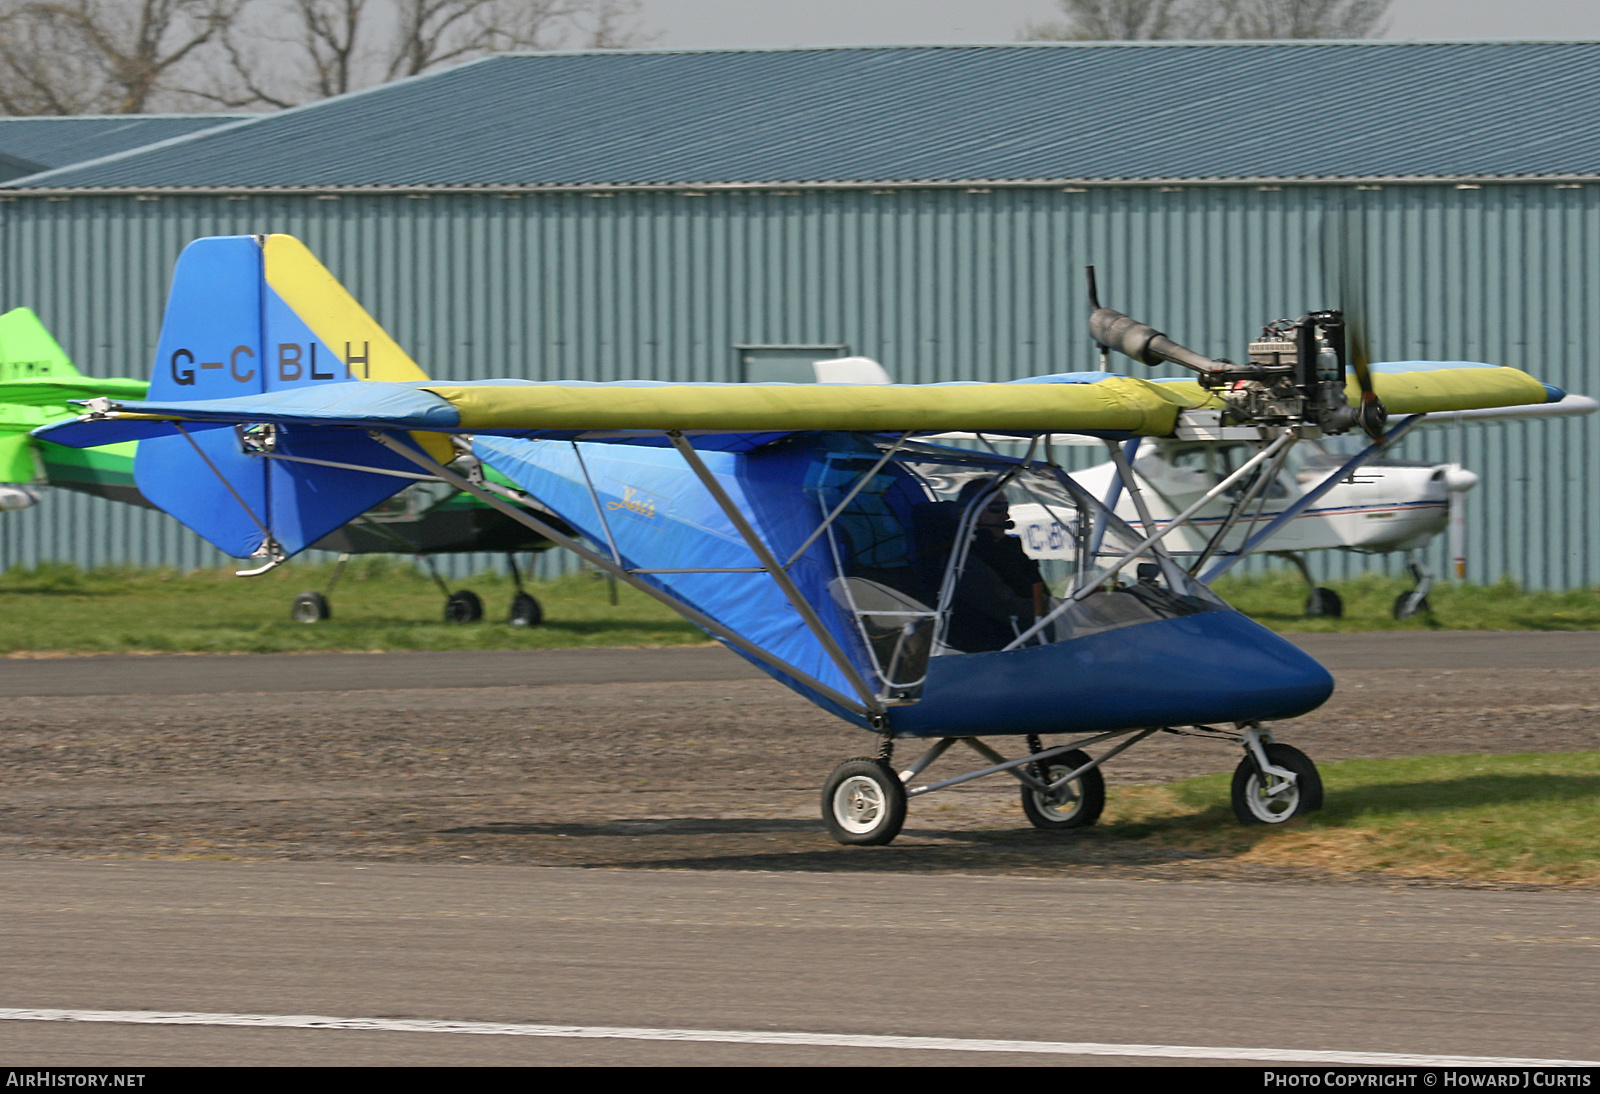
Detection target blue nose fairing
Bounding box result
[886,610,1333,739]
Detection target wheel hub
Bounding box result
[1244,773,1300,822]
[835,776,885,833]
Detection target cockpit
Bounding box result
[807,439,1227,701]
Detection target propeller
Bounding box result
[1327,206,1389,441]
[1443,464,1479,581]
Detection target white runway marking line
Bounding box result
[1,1009,1597,1066]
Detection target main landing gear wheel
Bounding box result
[509,592,543,627]
[444,590,484,623]
[1393,592,1430,621]
[291,591,330,623]
[822,759,906,846]
[1231,743,1323,826]
[1020,749,1105,830]
[1305,587,1343,618]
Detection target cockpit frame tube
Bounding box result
[1105,438,1188,592]
[1002,432,1294,651]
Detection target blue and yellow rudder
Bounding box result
[135,234,447,559]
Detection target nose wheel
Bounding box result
[506,554,543,626]
[1232,736,1323,825]
[291,590,330,623]
[443,589,484,623]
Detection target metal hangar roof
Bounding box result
[0,115,246,182]
[7,41,1600,190]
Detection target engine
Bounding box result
[1085,269,1383,438]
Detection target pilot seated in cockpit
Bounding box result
[943,481,1047,653]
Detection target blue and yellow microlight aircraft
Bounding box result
[36,235,1572,844]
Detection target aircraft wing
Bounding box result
[33,358,1565,451]
[1152,361,1560,417]
[34,371,1207,448]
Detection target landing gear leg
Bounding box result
[1278,551,1342,618]
[1393,550,1434,620]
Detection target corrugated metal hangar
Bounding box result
[2,40,1598,585]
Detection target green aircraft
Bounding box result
[0,307,146,510]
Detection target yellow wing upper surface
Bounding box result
[423,374,1201,435]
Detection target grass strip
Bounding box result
[0,559,702,654]
[3,562,1600,654]
[1103,751,1600,886]
[1213,570,1600,632]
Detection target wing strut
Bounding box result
[664,431,883,715]
[1199,414,1427,583]
[366,430,877,719]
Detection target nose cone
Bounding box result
[888,609,1334,739]
[1109,610,1335,727]
[1443,465,1480,493]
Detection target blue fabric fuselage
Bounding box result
[475,432,1334,738]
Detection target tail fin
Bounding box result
[135,234,449,561]
[0,307,81,381]
[0,308,75,482]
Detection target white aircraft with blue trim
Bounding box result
[34,236,1582,846]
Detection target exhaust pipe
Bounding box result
[1086,267,1222,375]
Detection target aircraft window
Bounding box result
[809,453,940,696]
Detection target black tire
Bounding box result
[1305,587,1343,618]
[509,592,543,627]
[1231,742,1323,826]
[1019,748,1106,830]
[821,758,907,846]
[1392,592,1430,620]
[291,591,330,623]
[444,590,484,623]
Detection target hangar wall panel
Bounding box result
[1,184,1594,588]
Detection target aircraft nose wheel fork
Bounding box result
[1232,728,1323,825]
[289,552,348,623]
[506,553,544,627]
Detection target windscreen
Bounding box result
[808,442,1228,690]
